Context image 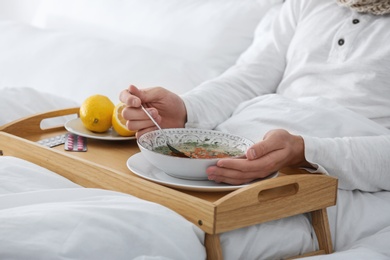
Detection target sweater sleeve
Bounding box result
[302,135,390,192]
[181,2,298,129]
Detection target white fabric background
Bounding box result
[1,1,390,259]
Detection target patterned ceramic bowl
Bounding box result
[137,128,254,180]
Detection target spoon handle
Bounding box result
[140,104,190,158]
[140,105,163,131]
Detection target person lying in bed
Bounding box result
[119,0,390,192]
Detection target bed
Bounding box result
[1,0,390,259]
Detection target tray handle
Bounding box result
[213,174,337,233]
[0,107,79,137]
[212,173,337,256]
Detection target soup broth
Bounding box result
[154,142,244,159]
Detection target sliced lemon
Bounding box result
[112,102,136,137]
[79,94,115,133]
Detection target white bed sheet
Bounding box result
[2,91,390,259]
[0,157,206,260]
[1,149,390,259]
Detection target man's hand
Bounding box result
[206,129,312,185]
[119,85,187,137]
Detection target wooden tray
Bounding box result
[0,108,338,259]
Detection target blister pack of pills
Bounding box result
[64,133,87,152]
[37,134,67,148]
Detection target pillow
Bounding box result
[0,0,41,23]
[0,1,283,107]
[0,87,78,127]
[33,0,283,73]
[0,21,216,104]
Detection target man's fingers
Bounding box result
[123,107,160,129]
[119,85,142,107]
[206,165,270,185]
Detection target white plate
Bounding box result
[65,118,136,141]
[127,152,278,192]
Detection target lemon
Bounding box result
[79,94,115,133]
[112,102,136,137]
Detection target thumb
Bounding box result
[246,130,283,160]
[246,141,269,160]
[127,85,146,107]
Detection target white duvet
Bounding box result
[1,92,390,259]
[0,157,206,260]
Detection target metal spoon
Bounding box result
[140,105,190,158]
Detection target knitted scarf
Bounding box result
[336,0,390,15]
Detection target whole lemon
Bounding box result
[79,94,115,133]
[112,102,136,137]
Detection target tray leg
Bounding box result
[205,234,223,260]
[311,208,333,254]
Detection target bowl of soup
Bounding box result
[137,128,254,180]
